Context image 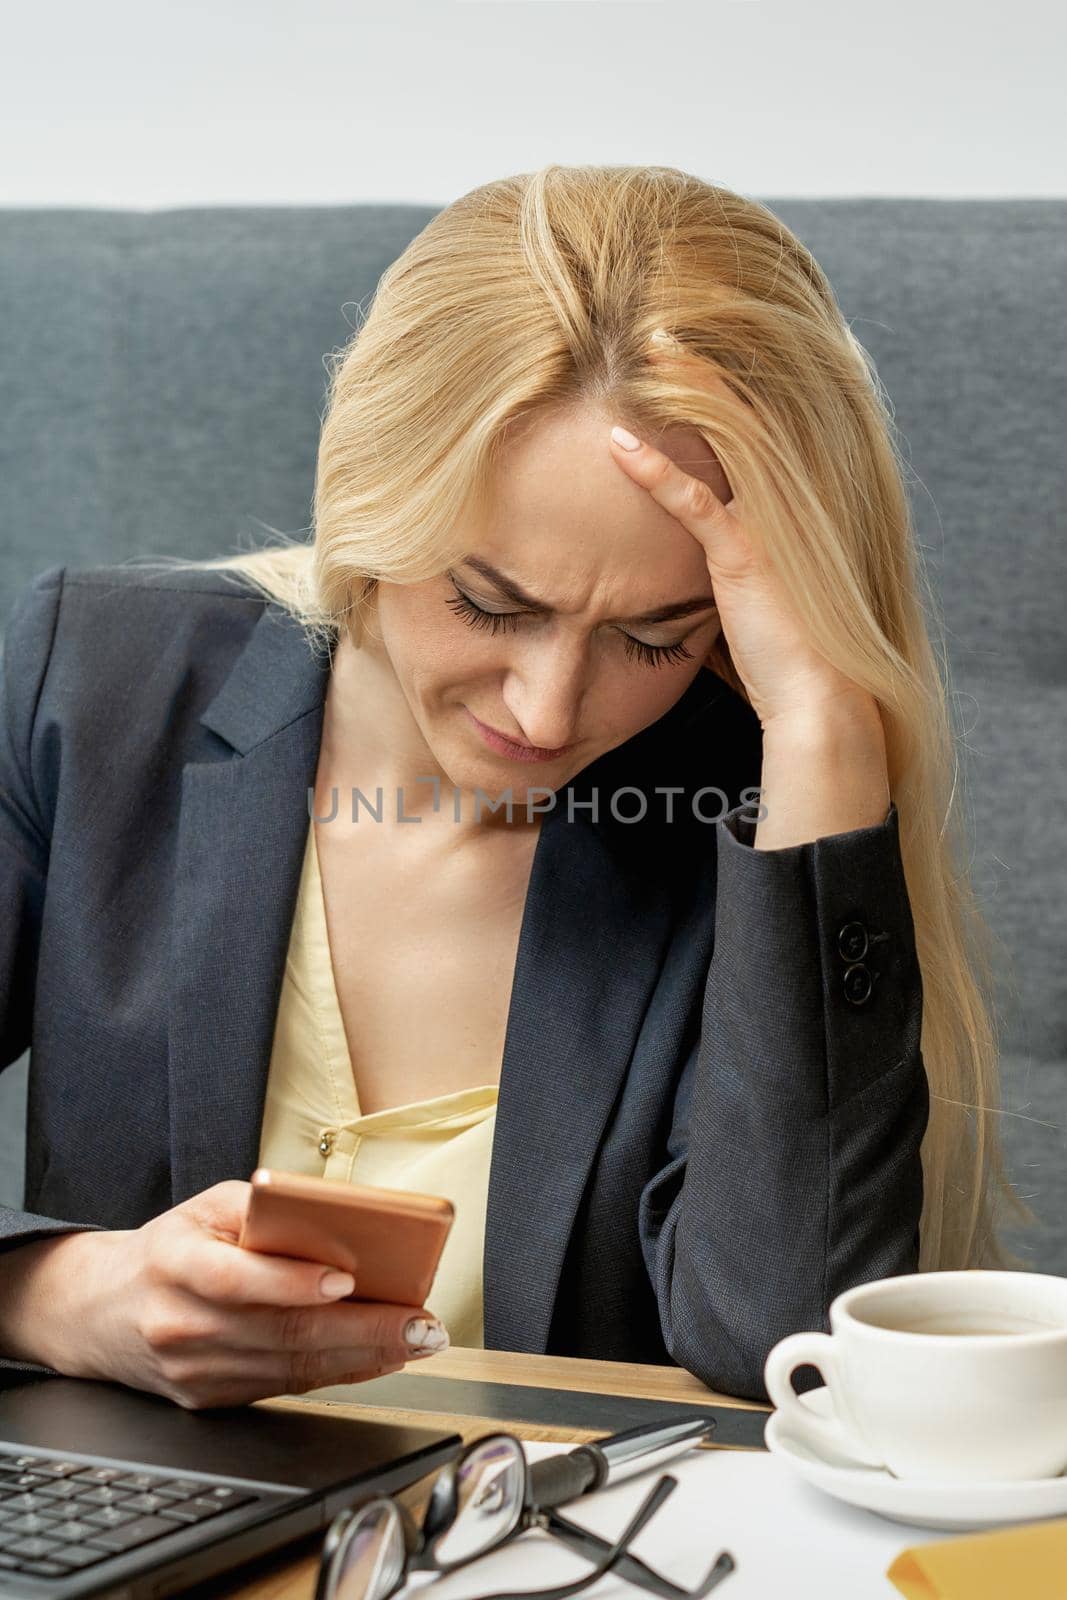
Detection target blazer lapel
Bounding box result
[167,604,332,1205]
[481,792,679,1355]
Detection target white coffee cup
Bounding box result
[763,1270,1067,1483]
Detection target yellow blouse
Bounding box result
[256,818,498,1348]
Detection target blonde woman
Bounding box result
[0,165,1025,1409]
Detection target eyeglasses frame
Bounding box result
[314,1429,735,1600]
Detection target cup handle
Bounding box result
[764,1333,885,1468]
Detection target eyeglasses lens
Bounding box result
[333,1501,407,1600]
[432,1437,525,1566]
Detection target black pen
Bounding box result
[528,1415,716,1508]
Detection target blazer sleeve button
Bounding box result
[843,962,874,1006]
[837,920,869,962]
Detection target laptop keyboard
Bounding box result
[0,1448,266,1581]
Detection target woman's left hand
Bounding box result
[607,424,876,732]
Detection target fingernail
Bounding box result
[320,1270,355,1299]
[611,425,642,451]
[404,1317,450,1354]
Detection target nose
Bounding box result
[500,638,586,752]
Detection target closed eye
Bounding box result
[444,580,696,670]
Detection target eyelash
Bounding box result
[444,583,695,670]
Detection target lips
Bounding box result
[464,707,574,763]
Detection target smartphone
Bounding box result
[238,1168,455,1308]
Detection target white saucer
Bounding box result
[764,1386,1067,1531]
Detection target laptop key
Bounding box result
[91,1514,184,1553]
[83,1505,141,1530]
[112,1471,168,1491]
[5,1535,64,1559]
[34,1480,86,1501]
[157,1496,241,1526]
[40,1517,102,1543]
[3,1495,57,1518]
[32,1460,87,1479]
[44,1543,114,1570]
[121,1492,173,1514]
[77,1484,136,1506]
[5,1513,64,1537]
[198,1485,251,1505]
[16,1559,70,1577]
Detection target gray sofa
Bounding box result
[1,200,1064,1274]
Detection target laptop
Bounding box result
[0,1365,461,1599]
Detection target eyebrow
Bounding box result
[459,556,718,627]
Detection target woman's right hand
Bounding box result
[0,1180,450,1410]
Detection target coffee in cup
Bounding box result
[763,1270,1067,1483]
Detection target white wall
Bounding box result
[4,0,1063,206]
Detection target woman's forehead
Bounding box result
[470,410,721,608]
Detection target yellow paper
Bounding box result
[887,1516,1067,1599]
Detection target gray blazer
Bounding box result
[0,562,929,1401]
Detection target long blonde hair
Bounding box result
[140,163,1030,1272]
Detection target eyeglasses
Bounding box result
[315,1427,736,1600]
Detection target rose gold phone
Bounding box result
[238,1168,455,1308]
